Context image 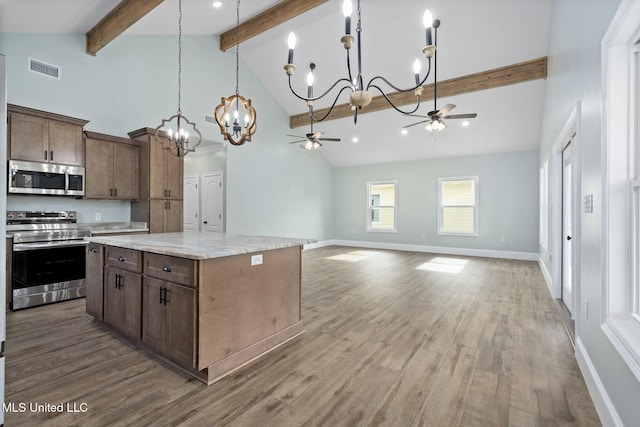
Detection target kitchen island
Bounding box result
[86,232,315,384]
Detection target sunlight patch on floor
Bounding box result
[326,250,379,262]
[416,257,468,273]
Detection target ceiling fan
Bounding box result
[403,103,477,132]
[288,118,340,150]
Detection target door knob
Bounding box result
[567,235,572,241]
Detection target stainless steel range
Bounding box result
[7,210,90,310]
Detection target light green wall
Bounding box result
[333,150,539,253]
[0,33,334,240]
[539,0,640,424]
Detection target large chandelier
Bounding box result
[284,0,439,124]
[214,0,257,146]
[155,0,202,157]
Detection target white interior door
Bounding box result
[183,174,199,231]
[562,141,573,315]
[203,172,223,232]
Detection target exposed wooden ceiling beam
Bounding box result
[219,0,329,52]
[86,0,165,56]
[290,57,548,129]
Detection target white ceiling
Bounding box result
[0,0,551,168]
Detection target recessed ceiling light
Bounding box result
[401,129,408,135]
[352,137,359,143]
[212,1,222,8]
[462,120,470,127]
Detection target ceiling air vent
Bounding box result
[28,58,60,79]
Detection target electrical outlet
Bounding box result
[251,254,263,266]
[95,212,101,221]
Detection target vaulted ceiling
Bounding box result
[0,0,551,167]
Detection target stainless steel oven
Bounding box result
[7,211,90,310]
[8,160,85,196]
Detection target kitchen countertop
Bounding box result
[79,222,148,235]
[87,231,316,260]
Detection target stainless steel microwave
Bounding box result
[8,160,85,196]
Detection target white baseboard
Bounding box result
[575,337,623,427]
[305,239,537,261]
[537,255,554,297]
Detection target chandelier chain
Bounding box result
[177,0,183,115]
[235,0,240,95]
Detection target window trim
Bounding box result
[601,0,640,383]
[366,180,398,233]
[437,176,479,237]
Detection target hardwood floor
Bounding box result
[5,246,600,426]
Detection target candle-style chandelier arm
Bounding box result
[287,75,353,103]
[308,85,355,122]
[365,59,432,94]
[367,84,422,115]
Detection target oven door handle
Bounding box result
[13,240,90,251]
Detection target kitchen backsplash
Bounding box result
[6,195,131,223]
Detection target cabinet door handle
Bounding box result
[44,150,48,160]
[115,274,120,288]
[90,248,97,253]
[118,256,126,262]
[159,287,168,305]
[168,190,171,198]
[114,188,118,197]
[50,151,54,161]
[162,265,172,273]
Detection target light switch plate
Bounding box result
[584,194,593,213]
[251,254,263,266]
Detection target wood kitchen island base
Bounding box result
[86,232,314,385]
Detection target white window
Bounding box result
[438,176,478,236]
[366,181,397,232]
[540,157,549,250]
[601,0,640,382]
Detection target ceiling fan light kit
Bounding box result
[155,0,202,157]
[284,0,439,124]
[214,0,257,146]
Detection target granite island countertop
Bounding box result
[78,222,149,235]
[87,231,316,260]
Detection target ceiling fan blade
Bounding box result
[442,113,478,119]
[318,137,341,142]
[404,114,428,118]
[403,120,430,129]
[289,139,306,144]
[437,104,456,117]
[287,134,305,138]
[312,131,324,139]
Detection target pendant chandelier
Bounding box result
[154,0,202,157]
[284,0,439,124]
[214,0,257,146]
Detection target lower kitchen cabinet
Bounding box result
[142,277,196,368]
[104,266,142,340]
[85,243,104,320]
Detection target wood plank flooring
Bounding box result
[4,246,601,426]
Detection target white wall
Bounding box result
[539,0,640,425]
[333,150,540,257]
